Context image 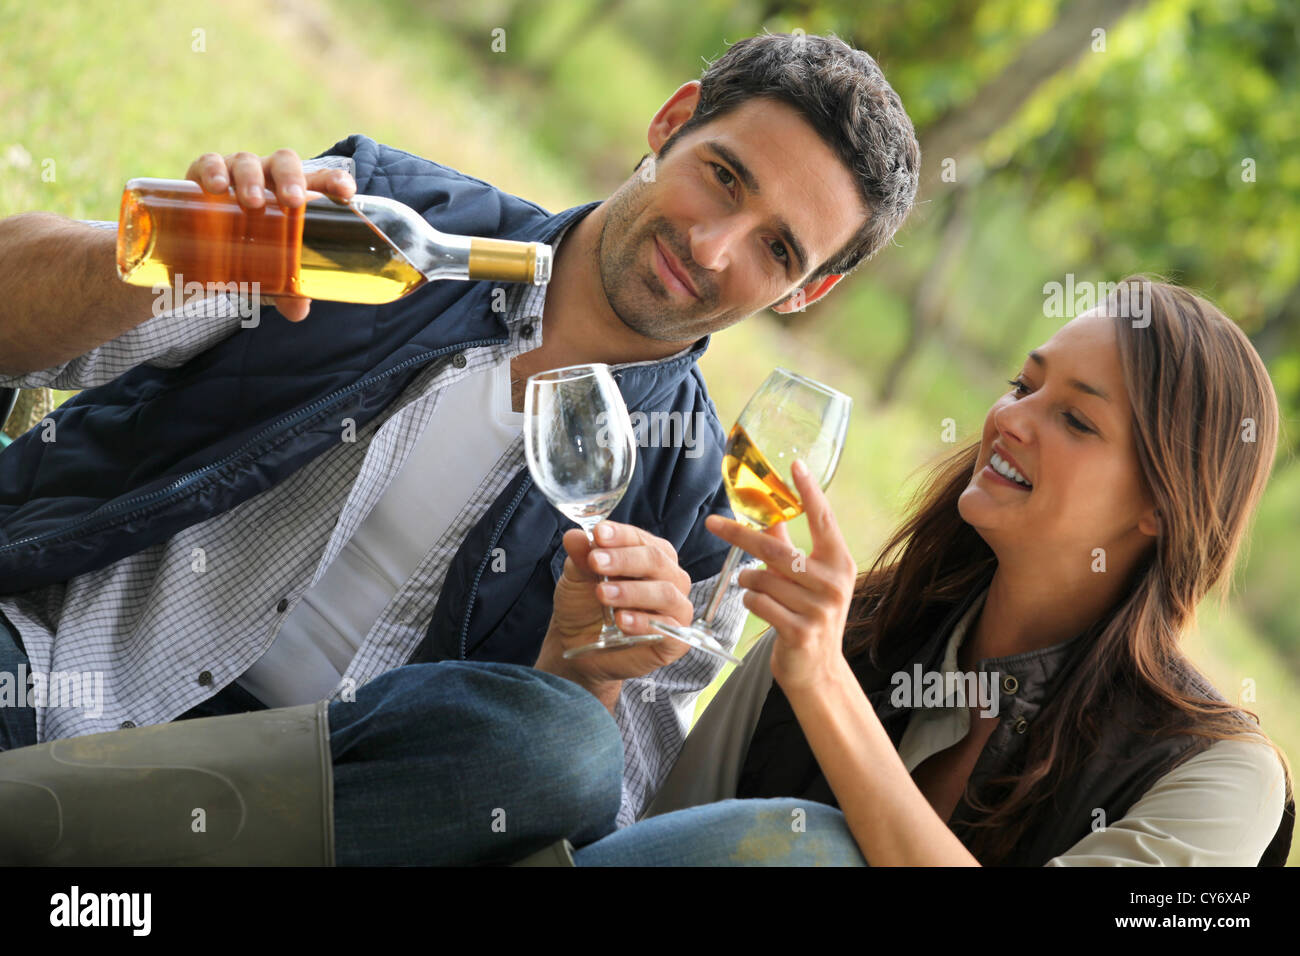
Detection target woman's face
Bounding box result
[957,310,1159,568]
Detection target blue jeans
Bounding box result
[328,660,624,865]
[572,799,867,866]
[0,610,865,865]
[327,661,867,866]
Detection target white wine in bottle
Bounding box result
[116,177,552,304]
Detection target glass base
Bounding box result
[561,632,665,659]
[649,619,742,665]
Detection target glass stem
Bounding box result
[585,527,621,634]
[599,580,620,633]
[698,544,745,629]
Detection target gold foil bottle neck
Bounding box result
[468,237,549,285]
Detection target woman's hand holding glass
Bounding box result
[651,367,851,664]
[705,458,858,694]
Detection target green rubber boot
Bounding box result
[0,700,333,865]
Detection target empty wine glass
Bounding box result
[524,363,665,658]
[651,368,852,664]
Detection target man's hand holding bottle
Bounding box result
[183,147,356,321]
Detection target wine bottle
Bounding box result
[116,177,552,305]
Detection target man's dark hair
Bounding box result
[644,31,920,285]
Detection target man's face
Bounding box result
[595,88,868,342]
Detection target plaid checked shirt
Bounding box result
[0,179,754,825]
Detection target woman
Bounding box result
[569,279,1292,866]
[0,279,1291,866]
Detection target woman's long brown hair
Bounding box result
[842,278,1293,864]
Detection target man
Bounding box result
[0,32,919,840]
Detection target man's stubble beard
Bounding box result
[595,176,751,343]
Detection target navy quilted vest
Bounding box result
[0,135,735,665]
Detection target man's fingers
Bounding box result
[265,296,311,322]
[591,519,658,550]
[225,151,267,209]
[265,147,307,207]
[564,527,594,558]
[596,579,694,624]
[185,148,356,208]
[594,519,691,567]
[304,167,356,202]
[587,544,690,592]
[561,631,688,678]
[561,528,598,581]
[587,521,690,592]
[186,152,232,193]
[611,608,687,639]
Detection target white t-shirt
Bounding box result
[237,357,523,707]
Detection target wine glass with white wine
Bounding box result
[524,363,665,659]
[651,368,852,664]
